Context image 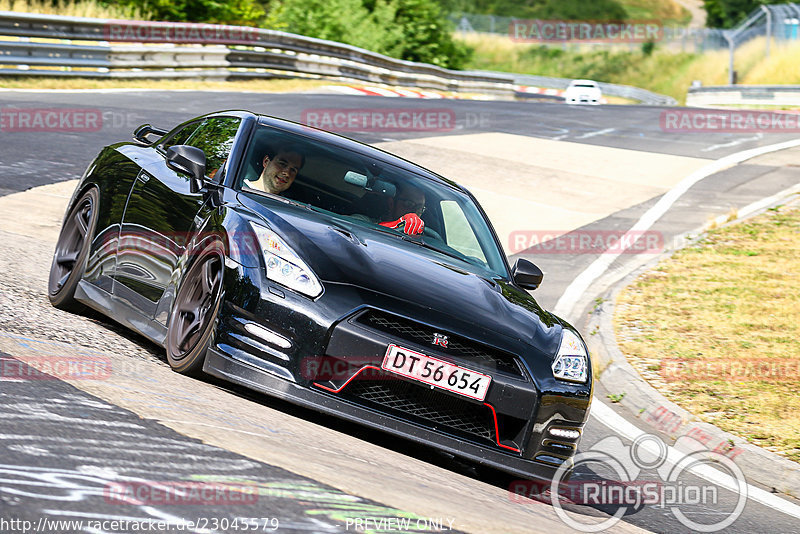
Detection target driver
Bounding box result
[251,145,305,195]
[378,183,426,236]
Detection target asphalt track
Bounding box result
[1,90,799,534]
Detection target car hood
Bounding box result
[237,194,563,354]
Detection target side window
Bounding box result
[441,200,488,263]
[184,117,241,178]
[160,121,200,151]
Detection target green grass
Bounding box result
[617,0,692,24]
[615,200,800,462]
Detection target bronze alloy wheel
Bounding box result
[166,242,224,375]
[48,188,99,312]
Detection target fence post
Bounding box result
[724,30,736,85]
[790,4,800,40]
[762,5,771,56]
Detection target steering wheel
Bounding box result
[423,226,443,241]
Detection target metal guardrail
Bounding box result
[0,11,675,104]
[687,85,800,106]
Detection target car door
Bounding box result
[113,116,242,322]
[82,147,153,294]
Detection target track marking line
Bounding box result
[590,400,800,520]
[701,133,763,153]
[553,137,800,318]
[575,128,616,139]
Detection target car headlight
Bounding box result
[552,329,588,383]
[250,223,323,298]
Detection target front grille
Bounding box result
[356,310,525,377]
[345,375,495,442]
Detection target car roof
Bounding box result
[570,79,599,86]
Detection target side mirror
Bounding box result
[166,145,207,193]
[512,258,543,290]
[133,123,167,145]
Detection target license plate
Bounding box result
[381,344,492,401]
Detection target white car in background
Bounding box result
[564,79,602,105]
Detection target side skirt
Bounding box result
[75,280,168,347]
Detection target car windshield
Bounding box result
[236,123,509,278]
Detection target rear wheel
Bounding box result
[166,242,224,375]
[48,188,99,312]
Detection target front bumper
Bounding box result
[209,263,592,480]
[204,347,586,481]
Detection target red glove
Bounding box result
[379,213,425,235]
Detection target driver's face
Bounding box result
[391,187,426,220]
[261,151,303,194]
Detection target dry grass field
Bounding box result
[615,200,800,462]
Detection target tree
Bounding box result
[386,0,473,67]
[265,0,402,55]
[265,0,472,69]
[703,0,794,29]
[103,0,265,25]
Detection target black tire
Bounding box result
[165,242,224,375]
[48,188,99,313]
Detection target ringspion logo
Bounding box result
[510,434,747,532]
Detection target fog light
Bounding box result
[548,427,580,440]
[244,323,292,349]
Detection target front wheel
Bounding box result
[166,242,224,375]
[48,188,99,313]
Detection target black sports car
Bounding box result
[48,110,592,481]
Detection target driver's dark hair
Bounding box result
[266,143,306,169]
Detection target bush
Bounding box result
[389,0,473,68]
[703,0,795,29]
[266,0,472,69]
